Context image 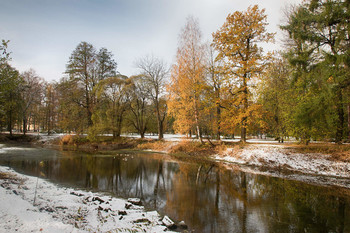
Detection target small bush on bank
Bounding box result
[168,140,216,156]
[60,135,75,145]
[136,140,168,151]
[59,135,89,145]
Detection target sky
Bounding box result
[0,0,302,82]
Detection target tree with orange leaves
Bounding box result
[212,5,274,142]
[167,16,207,142]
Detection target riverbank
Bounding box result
[215,144,350,178]
[135,139,350,187]
[3,132,350,183]
[0,166,178,233]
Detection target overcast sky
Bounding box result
[0,0,302,82]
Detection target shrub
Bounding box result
[59,135,89,145]
[137,140,168,151]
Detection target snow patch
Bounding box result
[216,145,350,178]
[0,166,174,233]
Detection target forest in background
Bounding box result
[1,0,350,144]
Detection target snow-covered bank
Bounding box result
[0,166,175,233]
[216,145,350,179]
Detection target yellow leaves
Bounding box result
[210,5,276,139]
[213,5,275,81]
[327,76,334,83]
[167,17,208,135]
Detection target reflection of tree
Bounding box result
[240,172,247,233]
[153,160,165,208]
[164,163,220,232]
[338,197,345,233]
[133,159,147,198]
[109,157,122,193]
[252,175,350,233]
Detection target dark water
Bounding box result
[0,144,350,233]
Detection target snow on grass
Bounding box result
[0,166,174,233]
[215,145,350,178]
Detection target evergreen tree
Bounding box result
[281,0,350,143]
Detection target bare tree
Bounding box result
[127,75,150,139]
[20,69,44,135]
[135,55,168,140]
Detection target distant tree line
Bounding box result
[1,0,349,144]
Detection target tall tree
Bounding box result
[65,42,117,130]
[206,44,225,139]
[56,77,86,133]
[19,69,43,135]
[127,75,150,139]
[96,47,117,81]
[0,40,22,135]
[91,75,129,139]
[136,55,168,140]
[66,42,96,127]
[43,83,58,135]
[213,5,275,142]
[281,0,350,143]
[168,16,207,142]
[0,64,21,135]
[258,56,292,142]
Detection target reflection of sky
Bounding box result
[1,0,302,81]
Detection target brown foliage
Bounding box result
[168,140,216,156]
[59,135,80,145]
[136,140,168,151]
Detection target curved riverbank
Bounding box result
[3,132,350,187]
[0,166,176,233]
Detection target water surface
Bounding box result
[0,144,349,232]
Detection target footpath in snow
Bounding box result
[0,166,178,233]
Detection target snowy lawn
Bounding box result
[215,144,350,178]
[0,166,175,233]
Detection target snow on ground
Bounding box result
[36,133,65,143]
[0,166,174,233]
[215,145,350,179]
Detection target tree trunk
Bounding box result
[8,109,13,137]
[22,116,27,135]
[241,74,248,143]
[158,120,164,140]
[335,87,344,144]
[348,102,350,140]
[194,110,203,143]
[156,107,164,140]
[241,127,246,143]
[217,105,221,140]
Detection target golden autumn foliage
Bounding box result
[212,5,275,142]
[167,17,208,141]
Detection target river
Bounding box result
[0,143,349,232]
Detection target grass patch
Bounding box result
[287,143,350,162]
[168,140,217,157]
[136,140,169,151]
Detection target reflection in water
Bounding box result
[0,146,350,233]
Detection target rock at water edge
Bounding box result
[162,215,176,229]
[127,198,142,205]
